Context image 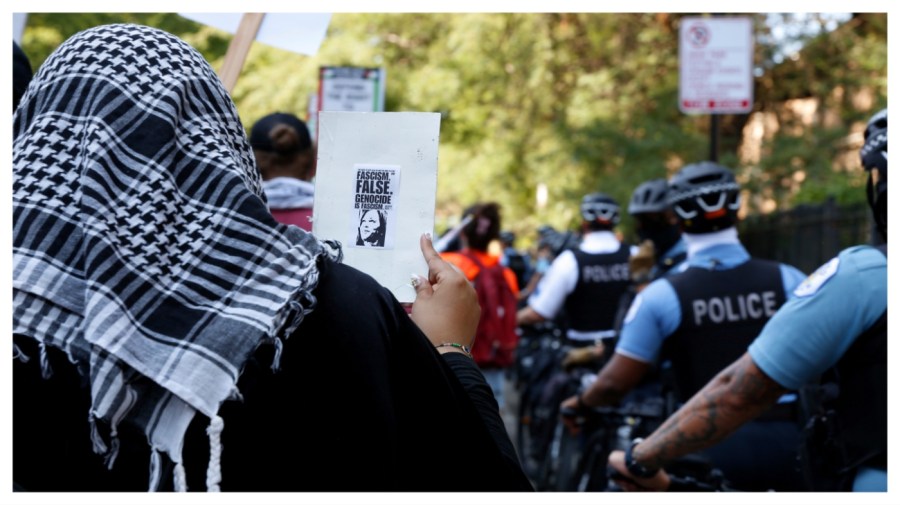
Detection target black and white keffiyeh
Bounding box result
[263,176,316,210]
[13,24,339,491]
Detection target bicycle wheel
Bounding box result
[515,383,541,481]
[552,428,583,491]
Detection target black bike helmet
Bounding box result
[667,162,741,234]
[580,192,621,226]
[499,230,516,246]
[545,230,580,257]
[860,108,887,239]
[628,178,670,215]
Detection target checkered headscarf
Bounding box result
[13,24,339,490]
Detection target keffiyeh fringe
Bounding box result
[13,23,343,491]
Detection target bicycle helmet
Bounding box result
[546,230,580,257]
[667,162,741,234]
[628,178,670,215]
[860,108,887,239]
[499,230,516,246]
[581,192,621,226]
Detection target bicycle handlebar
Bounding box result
[560,402,665,422]
[607,468,725,492]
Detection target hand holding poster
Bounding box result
[313,112,440,303]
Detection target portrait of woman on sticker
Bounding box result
[357,209,387,247]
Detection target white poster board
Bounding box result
[179,13,332,56]
[313,112,440,303]
[14,13,28,44]
[679,17,754,114]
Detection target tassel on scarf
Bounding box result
[13,342,30,363]
[173,461,188,492]
[38,342,53,379]
[148,448,162,492]
[270,337,283,373]
[206,415,224,492]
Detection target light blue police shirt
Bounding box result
[748,245,887,492]
[616,242,806,364]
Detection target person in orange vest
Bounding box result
[442,202,520,411]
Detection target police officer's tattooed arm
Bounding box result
[608,352,787,489]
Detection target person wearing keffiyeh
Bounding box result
[13,24,532,492]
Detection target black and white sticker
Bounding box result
[351,164,400,249]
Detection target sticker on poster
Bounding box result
[351,164,400,249]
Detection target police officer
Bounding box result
[564,179,687,371]
[627,178,687,283]
[516,193,634,348]
[608,109,888,493]
[562,162,807,491]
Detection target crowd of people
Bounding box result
[12,23,887,494]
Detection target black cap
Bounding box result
[249,112,312,153]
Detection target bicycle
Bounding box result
[513,325,601,490]
[559,396,736,492]
[513,324,569,484]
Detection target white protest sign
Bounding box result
[313,112,440,303]
[679,17,754,114]
[179,13,332,56]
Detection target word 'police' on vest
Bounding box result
[692,290,779,325]
[355,168,394,210]
[582,262,630,283]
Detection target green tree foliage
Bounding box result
[748,14,887,210]
[20,14,230,69]
[19,12,886,246]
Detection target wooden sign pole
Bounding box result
[218,13,265,93]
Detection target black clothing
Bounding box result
[13,335,153,491]
[14,259,533,492]
[13,41,33,111]
[662,257,803,491]
[563,245,631,333]
[831,309,888,471]
[797,246,888,491]
[799,293,887,491]
[663,258,787,403]
[442,353,523,471]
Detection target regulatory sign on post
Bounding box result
[318,66,386,113]
[312,66,387,142]
[679,17,754,114]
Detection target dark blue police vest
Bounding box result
[662,258,786,403]
[830,244,887,472]
[562,244,631,333]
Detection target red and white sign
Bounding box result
[679,17,754,114]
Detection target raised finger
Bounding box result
[420,233,454,282]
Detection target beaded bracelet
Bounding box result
[435,342,473,358]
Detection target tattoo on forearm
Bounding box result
[640,354,785,469]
